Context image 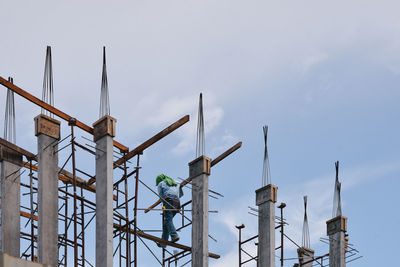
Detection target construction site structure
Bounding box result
[0,47,243,267]
[236,130,361,267]
[0,46,362,267]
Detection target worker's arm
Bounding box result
[145,183,182,212]
[157,183,163,201]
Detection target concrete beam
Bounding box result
[0,146,22,257]
[94,116,115,267]
[256,184,277,267]
[189,155,211,267]
[35,114,60,267]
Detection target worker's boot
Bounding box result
[171,234,180,243]
[156,242,166,248]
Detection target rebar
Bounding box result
[262,125,271,186]
[99,46,110,118]
[4,77,16,144]
[42,46,54,117]
[302,196,311,249]
[196,93,205,157]
[332,161,342,217]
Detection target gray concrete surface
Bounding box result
[95,134,114,267]
[327,216,347,267]
[256,184,277,267]
[189,156,210,267]
[0,158,21,257]
[37,133,59,267]
[0,253,48,267]
[297,248,314,267]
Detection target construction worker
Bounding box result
[156,174,182,248]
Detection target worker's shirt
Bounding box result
[157,181,180,200]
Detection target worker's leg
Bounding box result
[164,210,176,239]
[170,211,179,242]
[162,211,170,241]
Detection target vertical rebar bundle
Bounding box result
[196,93,205,157]
[4,77,16,144]
[99,46,110,118]
[42,46,54,117]
[262,125,271,186]
[302,196,311,248]
[332,161,342,217]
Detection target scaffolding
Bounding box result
[0,74,243,266]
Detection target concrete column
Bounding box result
[35,114,60,267]
[189,155,211,267]
[297,247,314,267]
[0,144,22,257]
[256,184,277,267]
[93,115,116,267]
[326,216,347,267]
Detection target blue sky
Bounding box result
[1,0,400,266]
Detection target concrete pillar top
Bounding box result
[189,155,211,177]
[0,145,22,166]
[92,115,117,142]
[297,247,315,267]
[326,215,347,235]
[297,246,315,255]
[255,184,278,205]
[34,114,61,139]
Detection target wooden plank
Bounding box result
[210,141,242,167]
[19,210,220,259]
[22,161,118,201]
[144,201,161,214]
[144,141,242,213]
[113,115,190,168]
[113,223,220,259]
[0,138,37,161]
[0,76,128,152]
[20,210,38,221]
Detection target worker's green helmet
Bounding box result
[156,174,166,186]
[156,174,177,187]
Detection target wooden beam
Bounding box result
[113,223,220,259]
[181,142,242,188]
[210,141,242,167]
[113,115,190,169]
[0,138,37,161]
[20,210,219,259]
[144,141,242,213]
[22,161,118,201]
[0,76,128,152]
[144,201,162,214]
[20,210,38,221]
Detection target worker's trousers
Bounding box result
[162,198,179,241]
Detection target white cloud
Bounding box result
[170,93,224,156]
[299,53,329,75]
[2,0,400,155]
[213,195,258,267]
[210,130,239,157]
